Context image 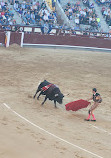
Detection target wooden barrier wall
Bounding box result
[0,32,5,45]
[0,31,111,50]
[23,33,111,49]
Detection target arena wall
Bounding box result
[0,32,5,45]
[23,33,111,50]
[0,30,111,51]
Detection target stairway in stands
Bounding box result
[59,0,109,32]
[89,0,109,32]
[6,0,22,24]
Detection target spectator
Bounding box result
[22,12,27,24]
[96,16,101,27]
[18,8,23,17]
[1,0,5,10]
[14,1,19,11]
[43,13,49,21]
[31,11,35,24]
[44,20,49,34]
[40,18,44,34]
[89,2,94,8]
[75,15,80,25]
[82,0,89,6]
[5,25,11,30]
[9,8,14,17]
[35,10,40,24]
[21,1,26,10]
[36,1,40,11]
[0,18,3,25]
[48,22,53,34]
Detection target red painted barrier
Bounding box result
[0,32,5,45]
[0,30,111,50]
[23,33,111,49]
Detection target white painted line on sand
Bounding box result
[63,112,111,136]
[74,115,111,135]
[89,124,111,135]
[3,103,11,109]
[3,103,103,158]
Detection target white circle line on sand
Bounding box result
[89,124,111,135]
[3,103,103,158]
[58,106,111,136]
[74,115,111,135]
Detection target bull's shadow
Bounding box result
[33,80,64,108]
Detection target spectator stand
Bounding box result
[82,0,101,32]
[95,0,111,27]
[61,0,105,32]
[0,0,17,26]
[12,0,58,35]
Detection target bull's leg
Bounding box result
[41,96,47,105]
[33,93,37,99]
[33,89,39,99]
[54,100,57,108]
[37,91,43,100]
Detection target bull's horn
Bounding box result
[64,93,70,96]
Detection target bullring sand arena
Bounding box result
[0,45,111,158]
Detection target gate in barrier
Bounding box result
[10,32,22,45]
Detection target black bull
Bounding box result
[33,80,64,107]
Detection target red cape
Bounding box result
[65,99,90,111]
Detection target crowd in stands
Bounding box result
[1,0,111,34]
[64,1,100,31]
[95,0,111,26]
[0,0,16,27]
[12,0,58,34]
[0,0,58,34]
[13,1,55,24]
[0,0,69,34]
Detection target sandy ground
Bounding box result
[0,45,111,158]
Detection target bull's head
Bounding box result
[54,93,64,104]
